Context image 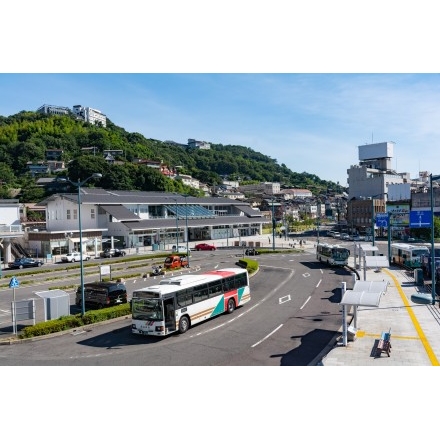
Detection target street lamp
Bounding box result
[430,174,440,304]
[271,198,275,251]
[58,173,102,316]
[316,199,321,246]
[370,193,387,256]
[169,197,179,248]
[182,194,190,266]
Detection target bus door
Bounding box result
[164,298,176,333]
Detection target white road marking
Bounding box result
[316,279,322,288]
[252,324,283,348]
[300,296,311,309]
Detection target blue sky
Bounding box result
[2,73,440,185]
[2,2,440,186]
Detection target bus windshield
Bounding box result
[334,248,349,259]
[132,298,163,321]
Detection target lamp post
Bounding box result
[316,199,321,246]
[430,174,440,304]
[58,173,102,316]
[387,211,392,265]
[370,193,387,256]
[271,198,275,251]
[170,197,179,248]
[183,194,190,266]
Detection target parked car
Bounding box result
[163,254,189,269]
[195,243,216,251]
[76,281,127,309]
[8,257,44,269]
[61,252,91,263]
[100,248,126,258]
[245,248,260,256]
[171,244,190,254]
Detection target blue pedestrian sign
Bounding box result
[9,276,19,288]
[410,210,431,228]
[375,213,388,227]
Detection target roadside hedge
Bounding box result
[19,304,131,339]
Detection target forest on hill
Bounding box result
[0,110,345,202]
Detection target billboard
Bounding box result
[386,204,409,226]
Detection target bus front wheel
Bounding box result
[179,316,190,334]
[226,298,235,314]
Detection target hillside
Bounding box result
[0,110,346,202]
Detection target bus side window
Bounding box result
[222,278,232,292]
[209,280,223,297]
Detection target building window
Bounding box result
[73,209,78,220]
[67,209,71,220]
[91,208,95,219]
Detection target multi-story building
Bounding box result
[239,182,281,196]
[188,139,211,149]
[36,104,70,116]
[347,141,413,235]
[37,103,107,127]
[72,105,107,127]
[347,141,407,200]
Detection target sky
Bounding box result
[3,2,440,187]
[3,73,440,186]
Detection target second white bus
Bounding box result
[316,242,350,266]
[390,243,429,268]
[131,267,250,336]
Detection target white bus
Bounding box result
[131,267,250,336]
[390,243,429,268]
[316,242,350,266]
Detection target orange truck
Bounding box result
[163,254,189,269]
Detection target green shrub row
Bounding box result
[19,304,131,339]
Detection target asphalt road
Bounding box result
[0,248,354,365]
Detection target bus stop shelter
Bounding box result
[339,280,389,345]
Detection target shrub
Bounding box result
[19,304,131,339]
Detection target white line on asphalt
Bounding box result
[316,279,322,288]
[300,296,311,309]
[251,324,283,348]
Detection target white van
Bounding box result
[171,244,191,254]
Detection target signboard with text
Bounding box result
[386,204,410,226]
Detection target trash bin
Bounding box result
[152,244,159,251]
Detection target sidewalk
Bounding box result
[317,256,440,366]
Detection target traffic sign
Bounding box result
[410,210,431,228]
[375,213,388,227]
[9,276,19,288]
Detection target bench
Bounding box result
[375,329,392,357]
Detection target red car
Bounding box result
[195,243,216,251]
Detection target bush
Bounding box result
[19,304,131,339]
